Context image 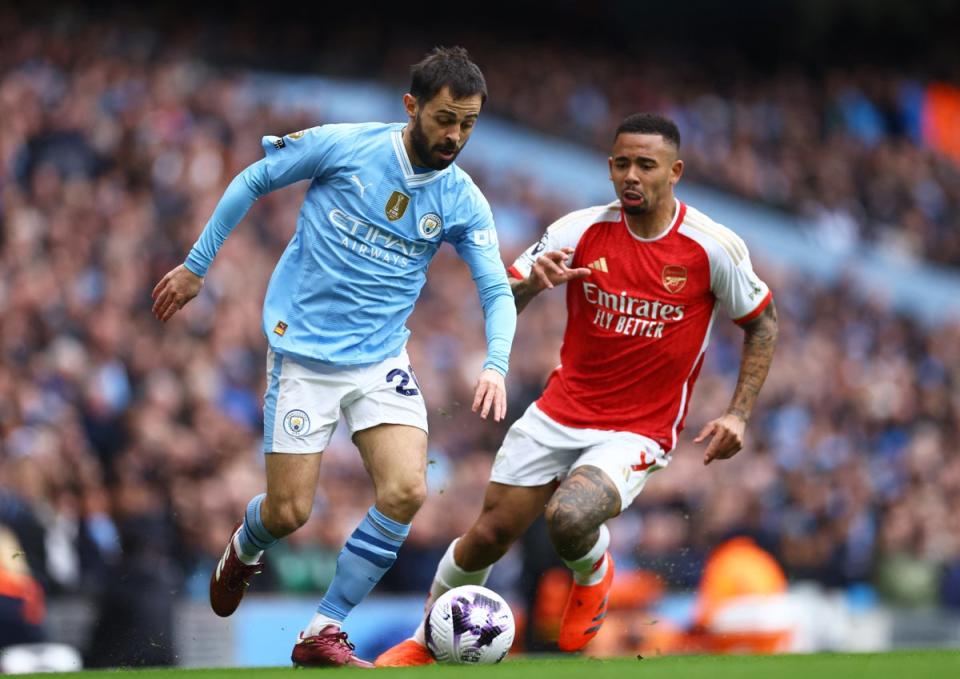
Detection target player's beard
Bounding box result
[410,113,460,170]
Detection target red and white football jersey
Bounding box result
[509,199,772,452]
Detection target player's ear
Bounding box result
[671,158,684,185]
[403,93,418,119]
[607,156,614,180]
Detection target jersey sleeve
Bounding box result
[183,126,342,277]
[508,209,588,279]
[711,240,772,324]
[448,189,516,376]
[258,125,342,189]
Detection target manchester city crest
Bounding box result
[283,409,311,437]
[418,213,443,240]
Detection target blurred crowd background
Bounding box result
[1,0,959,667]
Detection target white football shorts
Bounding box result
[489,403,670,512]
[262,347,428,453]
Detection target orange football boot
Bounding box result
[375,639,435,667]
[557,552,615,652]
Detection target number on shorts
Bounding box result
[387,368,420,396]
[407,364,422,391]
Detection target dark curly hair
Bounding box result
[410,46,487,105]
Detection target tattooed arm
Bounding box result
[728,300,779,420]
[694,301,779,465]
[510,277,540,314]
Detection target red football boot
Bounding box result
[209,522,263,617]
[291,626,374,668]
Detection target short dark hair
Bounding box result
[410,46,487,106]
[615,113,681,149]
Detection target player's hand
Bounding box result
[528,247,591,292]
[472,368,507,422]
[151,264,204,322]
[695,412,747,465]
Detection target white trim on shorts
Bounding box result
[489,402,669,511]
[262,347,428,453]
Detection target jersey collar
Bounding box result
[391,128,452,187]
[622,198,685,242]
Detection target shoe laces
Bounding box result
[302,630,355,660]
[227,561,263,591]
[323,630,355,652]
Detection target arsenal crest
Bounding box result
[662,265,687,293]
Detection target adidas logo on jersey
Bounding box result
[588,257,608,272]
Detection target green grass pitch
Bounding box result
[15,651,960,679]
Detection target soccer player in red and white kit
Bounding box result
[377,113,778,665]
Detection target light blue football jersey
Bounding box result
[184,122,515,374]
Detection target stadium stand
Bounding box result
[1,0,959,664]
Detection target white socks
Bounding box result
[413,538,493,645]
[304,612,342,638]
[562,524,610,586]
[233,532,263,565]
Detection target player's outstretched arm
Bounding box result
[151,264,203,322]
[155,129,331,323]
[511,247,591,313]
[453,224,514,422]
[696,301,779,465]
[151,160,274,323]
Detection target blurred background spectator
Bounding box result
[0,526,45,647]
[1,0,959,664]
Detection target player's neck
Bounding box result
[624,197,677,240]
[401,127,427,168]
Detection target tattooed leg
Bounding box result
[544,465,621,560]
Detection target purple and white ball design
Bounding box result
[425,585,515,664]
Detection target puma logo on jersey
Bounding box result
[588,257,608,272]
[350,174,372,198]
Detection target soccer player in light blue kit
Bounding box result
[151,47,515,668]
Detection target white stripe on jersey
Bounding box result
[512,202,621,277]
[546,201,621,239]
[679,206,748,264]
[669,307,718,450]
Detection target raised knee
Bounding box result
[544,496,588,544]
[377,480,427,523]
[471,518,519,556]
[264,496,312,536]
